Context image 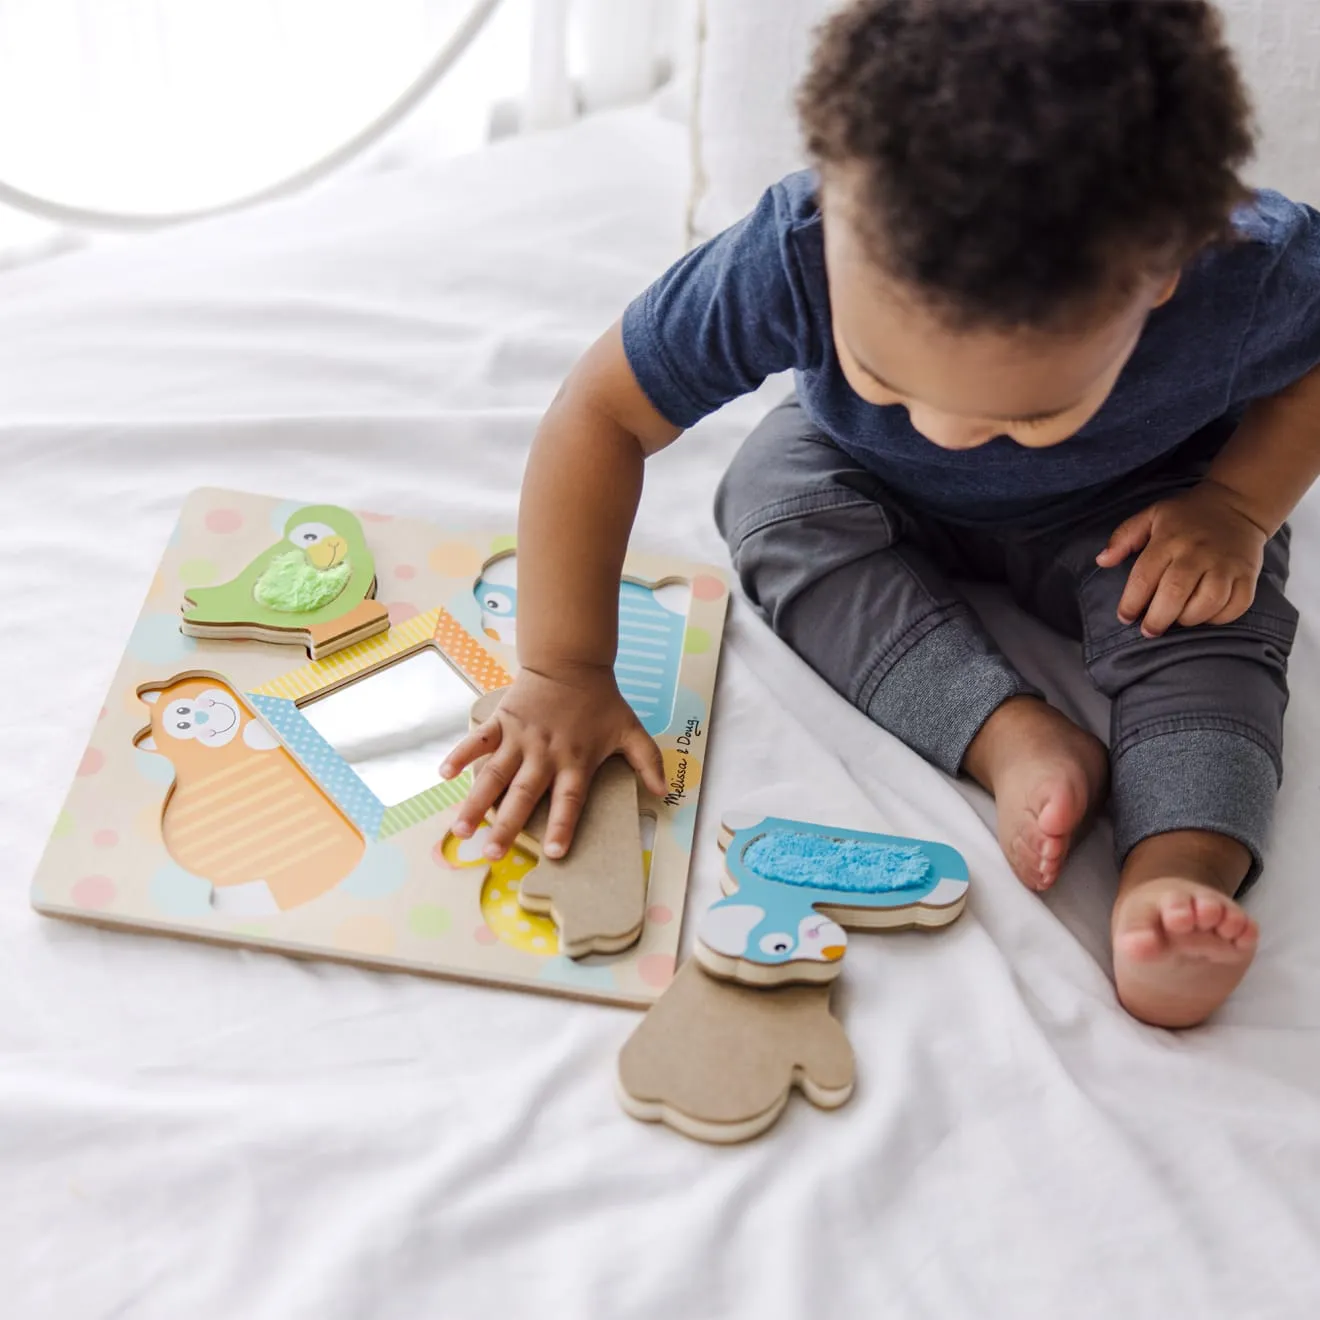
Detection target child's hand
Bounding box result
[1096,480,1268,637]
[440,666,667,861]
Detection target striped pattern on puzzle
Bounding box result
[379,771,473,839]
[246,692,387,838]
[431,608,514,693]
[245,606,509,842]
[162,750,364,899]
[616,582,685,736]
[250,607,511,703]
[250,610,444,700]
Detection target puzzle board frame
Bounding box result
[29,488,730,1007]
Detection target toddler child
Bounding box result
[445,0,1320,1027]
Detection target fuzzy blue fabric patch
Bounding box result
[744,831,934,892]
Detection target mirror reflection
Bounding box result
[302,649,476,806]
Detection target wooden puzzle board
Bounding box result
[29,488,729,1007]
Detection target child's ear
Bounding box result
[1152,273,1181,308]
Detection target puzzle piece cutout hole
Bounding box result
[472,551,694,736]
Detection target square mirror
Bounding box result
[301,649,478,807]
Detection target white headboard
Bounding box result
[1220,0,1320,202]
[691,0,1320,240]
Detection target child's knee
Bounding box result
[1082,569,1297,709]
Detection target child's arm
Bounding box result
[441,322,681,859]
[1097,361,1320,636]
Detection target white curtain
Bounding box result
[0,0,679,260]
[0,1,526,209]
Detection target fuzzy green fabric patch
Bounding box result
[253,551,351,614]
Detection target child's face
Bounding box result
[823,182,1176,451]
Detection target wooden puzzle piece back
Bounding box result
[468,688,647,958]
[516,759,647,956]
[619,810,972,1142]
[616,959,854,1144]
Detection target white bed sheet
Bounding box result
[2,106,1318,1319]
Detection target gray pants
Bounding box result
[715,396,1297,886]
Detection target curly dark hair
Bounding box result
[799,0,1256,329]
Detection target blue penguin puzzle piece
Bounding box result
[697,815,970,982]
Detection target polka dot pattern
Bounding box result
[333,915,395,956]
[250,610,441,701]
[428,541,484,579]
[145,571,172,606]
[408,905,451,938]
[62,500,703,1003]
[692,574,726,602]
[432,608,513,694]
[179,557,218,586]
[51,811,74,840]
[538,955,617,992]
[666,686,708,737]
[683,626,711,656]
[662,747,702,796]
[246,693,384,837]
[127,614,197,666]
[77,748,104,777]
[269,500,312,535]
[340,842,407,898]
[444,588,491,646]
[134,749,178,787]
[149,862,212,917]
[669,801,698,851]
[72,875,116,910]
[638,953,676,989]
[205,508,243,534]
[440,831,558,956]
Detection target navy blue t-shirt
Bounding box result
[622,171,1320,525]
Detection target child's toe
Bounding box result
[1005,826,1050,890]
[1233,918,1259,951]
[1216,905,1248,943]
[1038,833,1065,862]
[1117,924,1164,962]
[1191,892,1226,932]
[1161,897,1197,936]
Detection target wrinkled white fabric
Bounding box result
[1,107,1317,1320]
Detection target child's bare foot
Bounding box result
[1112,831,1256,1028]
[963,696,1109,892]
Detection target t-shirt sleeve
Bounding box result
[621,185,816,429]
[1231,198,1320,405]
